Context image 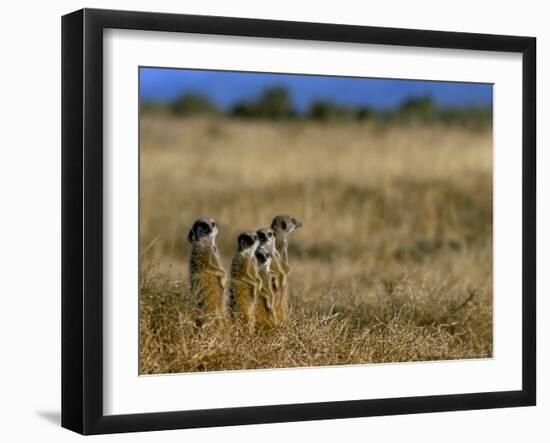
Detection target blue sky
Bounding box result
[139,67,493,111]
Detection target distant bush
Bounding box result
[394,95,437,122]
[140,88,492,129]
[356,107,374,121]
[231,100,258,118]
[231,86,295,119]
[171,93,220,116]
[390,96,492,129]
[437,106,493,130]
[308,100,373,122]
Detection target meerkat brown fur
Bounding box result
[255,228,284,327]
[227,231,262,328]
[253,245,278,329]
[271,215,303,324]
[187,217,227,324]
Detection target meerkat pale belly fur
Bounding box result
[271,215,303,324]
[227,231,262,328]
[187,218,227,324]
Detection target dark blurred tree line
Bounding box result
[141,86,492,128]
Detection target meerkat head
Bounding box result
[187,217,219,245]
[237,231,260,256]
[257,228,276,253]
[271,215,303,238]
[254,246,272,270]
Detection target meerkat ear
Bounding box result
[187,229,195,243]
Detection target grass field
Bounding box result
[139,115,493,374]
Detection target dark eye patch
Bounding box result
[255,250,267,264]
[281,220,287,230]
[198,222,211,235]
[238,233,254,249]
[258,232,267,242]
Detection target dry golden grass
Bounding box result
[139,115,493,374]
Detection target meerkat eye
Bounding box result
[212,221,216,228]
[291,218,297,224]
[268,232,273,238]
[258,232,266,242]
[281,220,287,230]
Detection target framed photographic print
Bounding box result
[61,8,536,435]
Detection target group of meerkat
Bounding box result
[187,214,303,330]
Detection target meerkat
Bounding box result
[187,217,227,325]
[255,228,285,327]
[253,245,278,329]
[270,215,303,324]
[227,231,262,329]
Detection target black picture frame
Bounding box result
[61,8,536,435]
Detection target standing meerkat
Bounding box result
[253,245,278,329]
[227,231,262,328]
[255,228,285,328]
[271,215,303,324]
[187,217,227,325]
